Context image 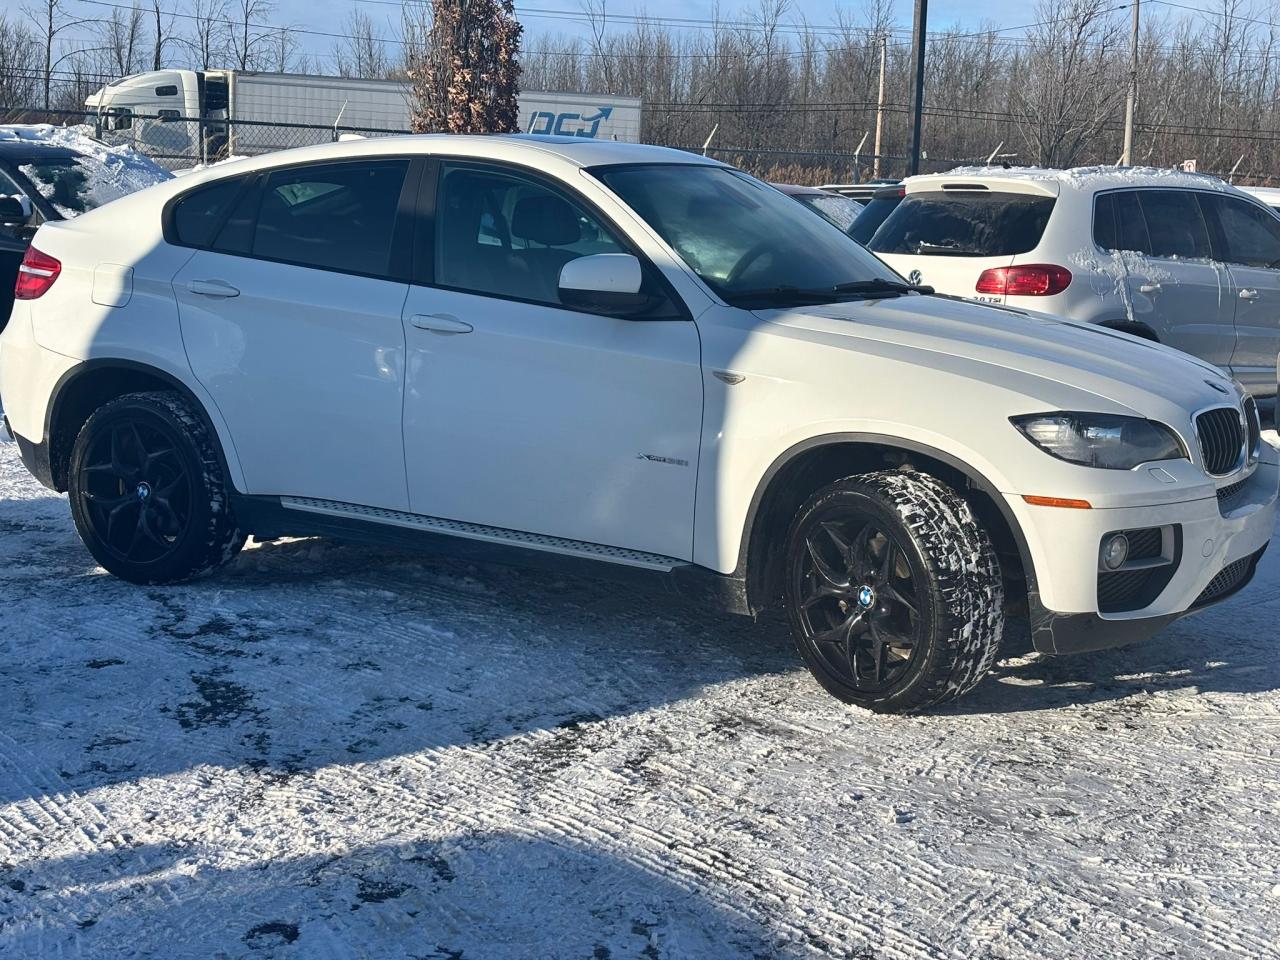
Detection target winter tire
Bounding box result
[68,391,245,584]
[783,470,1004,713]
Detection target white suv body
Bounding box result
[1,137,1275,712]
[868,166,1280,400]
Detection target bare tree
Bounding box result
[24,0,96,108]
[333,10,390,79]
[177,0,228,71]
[227,0,277,71]
[150,0,172,70]
[99,4,146,78]
[1013,0,1127,166]
[0,12,41,106]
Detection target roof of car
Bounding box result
[0,139,80,163]
[904,164,1238,197]
[166,134,727,195]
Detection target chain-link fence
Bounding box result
[1,104,960,182]
[10,104,1267,186]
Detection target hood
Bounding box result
[760,292,1236,415]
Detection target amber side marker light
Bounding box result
[1022,495,1093,509]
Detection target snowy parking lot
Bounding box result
[2,431,1279,959]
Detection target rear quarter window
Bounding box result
[868,190,1056,257]
[170,177,246,248]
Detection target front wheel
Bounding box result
[68,391,245,584]
[783,470,1004,713]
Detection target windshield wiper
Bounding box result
[725,279,934,308]
[725,279,933,308]
[831,279,935,296]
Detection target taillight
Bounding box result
[975,264,1071,297]
[15,246,61,300]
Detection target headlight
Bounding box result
[1011,412,1187,469]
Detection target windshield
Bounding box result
[796,193,863,231]
[18,157,136,217]
[868,191,1056,258]
[593,164,901,305]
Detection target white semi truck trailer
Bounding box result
[84,69,642,163]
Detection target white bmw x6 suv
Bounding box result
[1,137,1275,713]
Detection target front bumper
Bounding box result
[1011,453,1278,655]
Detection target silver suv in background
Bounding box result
[867,167,1280,401]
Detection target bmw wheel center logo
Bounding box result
[856,584,877,609]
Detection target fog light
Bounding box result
[1101,533,1130,570]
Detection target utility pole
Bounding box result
[1121,0,1140,165]
[873,34,887,179]
[907,0,928,176]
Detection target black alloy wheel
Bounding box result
[78,417,195,564]
[792,513,925,694]
[68,391,245,584]
[783,471,1004,713]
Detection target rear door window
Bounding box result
[1095,190,1153,254]
[867,190,1056,257]
[1135,190,1212,260]
[251,159,409,277]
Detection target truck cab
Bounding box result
[85,70,229,162]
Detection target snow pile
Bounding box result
[0,123,170,217]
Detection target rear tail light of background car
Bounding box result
[975,264,1072,297]
[15,246,61,300]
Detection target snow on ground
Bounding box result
[1,435,1279,960]
[0,124,170,217]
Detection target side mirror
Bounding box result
[559,253,656,317]
[0,195,32,225]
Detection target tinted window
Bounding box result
[596,164,898,302]
[1135,190,1211,259]
[253,159,408,276]
[849,191,903,243]
[1111,190,1151,253]
[1205,195,1280,267]
[436,165,625,305]
[155,84,178,97]
[1093,193,1117,250]
[868,191,1055,257]
[172,177,244,247]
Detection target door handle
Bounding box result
[1138,282,1161,294]
[410,313,473,335]
[186,278,240,298]
[1239,288,1261,301]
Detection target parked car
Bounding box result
[820,179,900,204]
[849,183,906,244]
[866,166,1280,401]
[771,183,863,232]
[0,126,170,330]
[2,138,1274,713]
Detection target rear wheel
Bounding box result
[783,470,1004,713]
[68,391,245,584]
